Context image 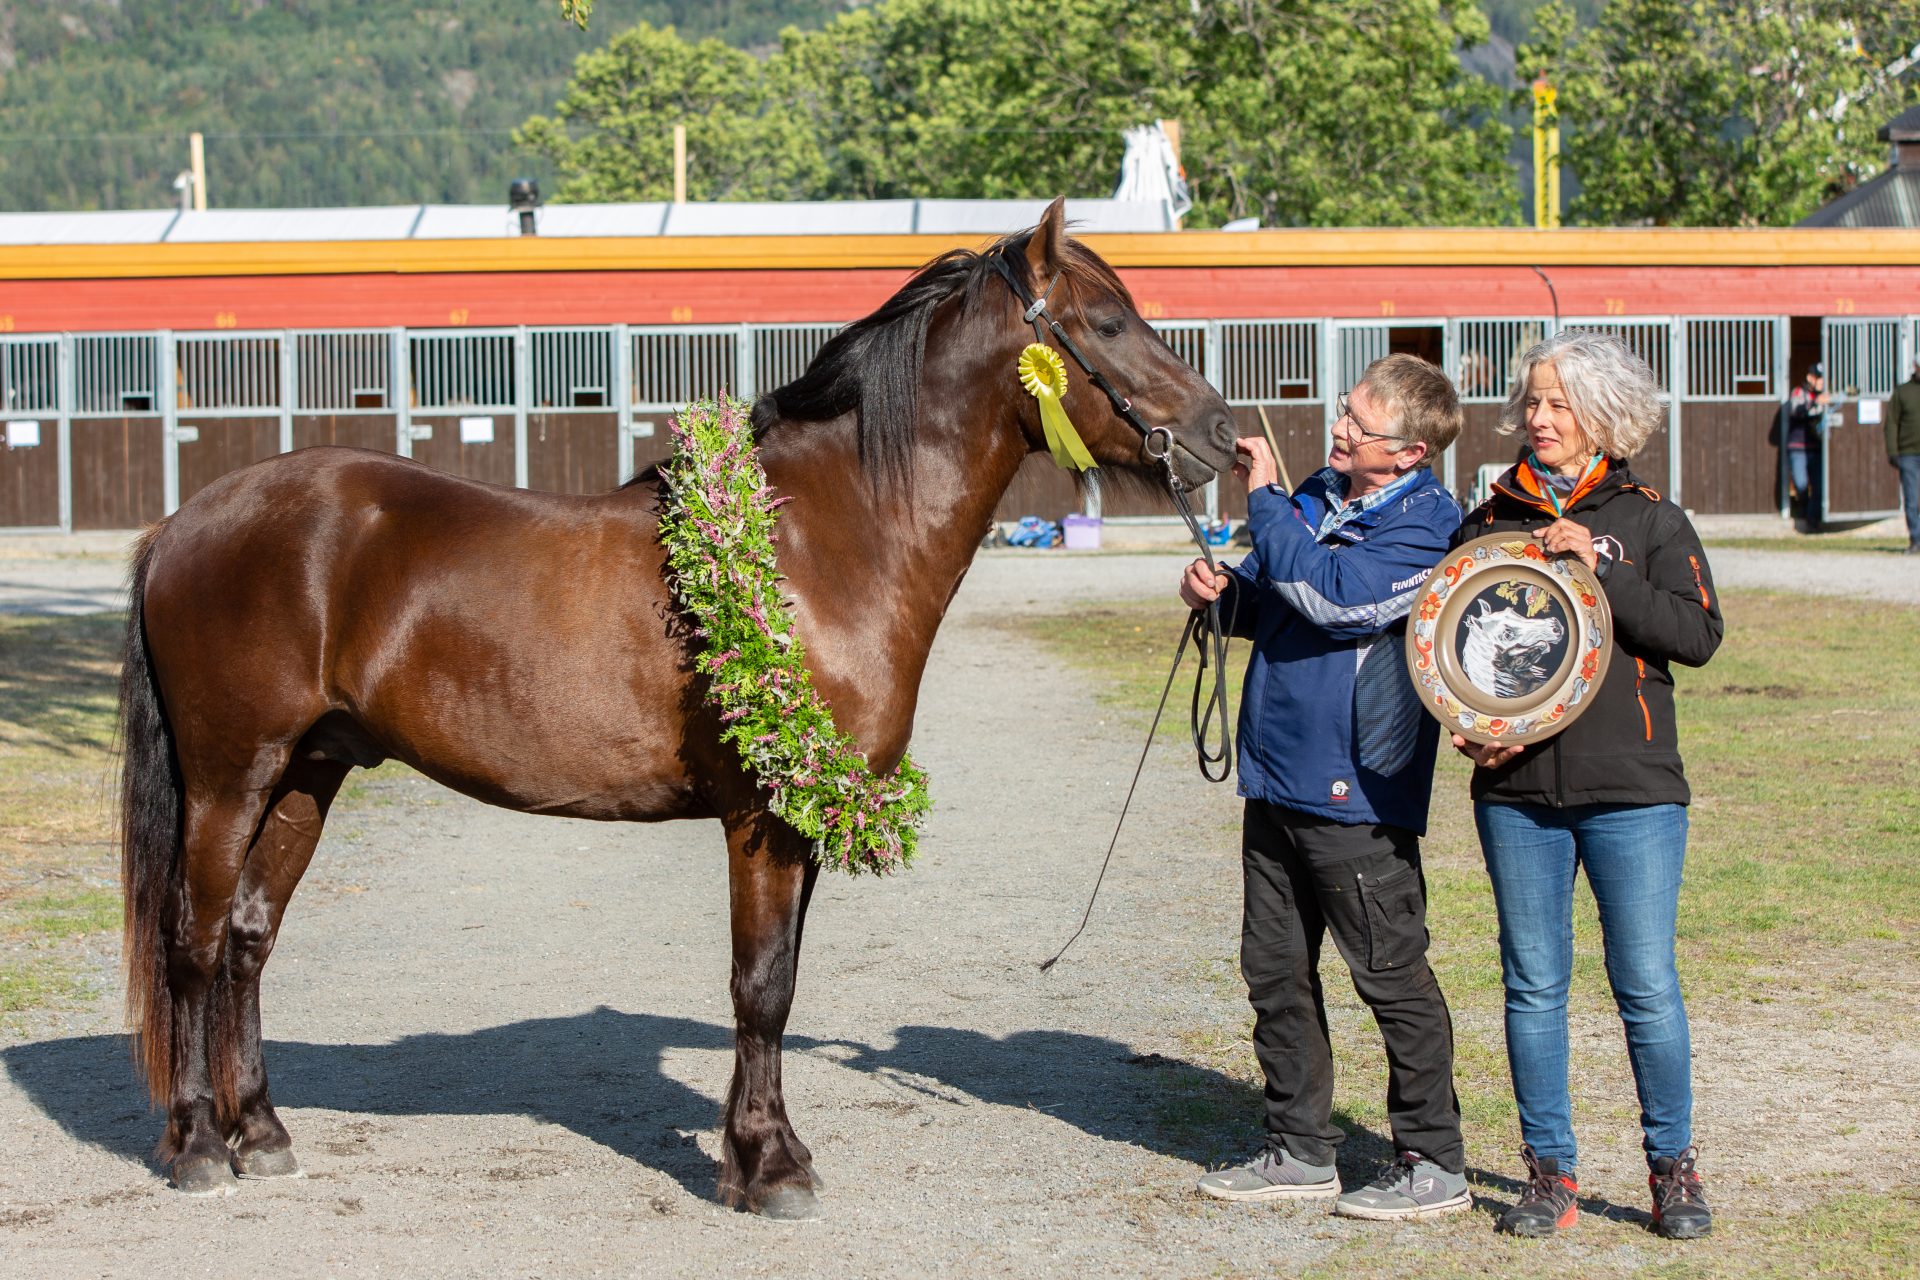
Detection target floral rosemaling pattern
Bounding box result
[658,396,931,875]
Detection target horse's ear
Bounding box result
[1024,196,1068,285]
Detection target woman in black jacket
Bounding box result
[1454,330,1722,1241]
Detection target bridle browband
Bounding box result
[988,244,1243,971]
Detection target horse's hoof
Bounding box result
[234,1145,302,1180]
[174,1155,239,1197]
[753,1186,824,1221]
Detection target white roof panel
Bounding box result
[163,206,424,242]
[0,198,1176,246]
[0,209,181,245]
[406,205,515,239]
[661,200,918,236]
[537,203,670,237]
[914,198,1173,235]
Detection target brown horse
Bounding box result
[117,199,1236,1218]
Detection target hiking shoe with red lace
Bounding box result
[1650,1147,1712,1239]
[1496,1144,1578,1237]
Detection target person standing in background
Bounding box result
[1883,362,1920,555]
[1784,364,1830,533]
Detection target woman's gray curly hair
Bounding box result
[1497,329,1665,460]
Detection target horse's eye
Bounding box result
[1098,319,1126,338]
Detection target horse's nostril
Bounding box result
[1210,416,1237,455]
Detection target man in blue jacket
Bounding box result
[1181,354,1467,1221]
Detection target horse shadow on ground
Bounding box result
[0,1008,1643,1223]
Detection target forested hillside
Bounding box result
[0,0,842,211]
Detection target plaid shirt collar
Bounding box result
[1312,467,1422,540]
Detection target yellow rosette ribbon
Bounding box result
[1017,343,1097,472]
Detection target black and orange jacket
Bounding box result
[1455,460,1724,808]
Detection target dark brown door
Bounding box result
[526,411,619,494]
[1,420,61,528]
[408,414,516,488]
[1678,402,1779,514]
[293,412,399,454]
[71,417,165,530]
[177,415,281,507]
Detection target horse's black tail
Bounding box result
[118,521,182,1115]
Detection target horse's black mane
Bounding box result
[748,227,1133,487]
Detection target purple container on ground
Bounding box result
[1061,514,1102,550]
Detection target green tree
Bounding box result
[1522,0,1920,226]
[527,0,1518,226]
[514,22,816,200]
[766,0,1198,202]
[1186,0,1516,226]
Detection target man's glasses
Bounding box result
[1334,392,1413,446]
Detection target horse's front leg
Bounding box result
[717,808,823,1219]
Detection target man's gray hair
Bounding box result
[1497,330,1664,460]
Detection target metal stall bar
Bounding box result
[291,329,398,456]
[1821,316,1903,521]
[629,325,746,469]
[751,324,841,402]
[1680,316,1785,515]
[0,334,67,532]
[406,329,519,486]
[1563,317,1680,502]
[527,326,619,493]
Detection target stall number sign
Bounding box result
[5,420,40,449]
[459,416,495,444]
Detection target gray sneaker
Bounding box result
[1196,1146,1340,1202]
[1334,1151,1472,1221]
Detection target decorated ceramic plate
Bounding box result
[1404,532,1613,746]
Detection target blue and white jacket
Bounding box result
[1219,467,1461,833]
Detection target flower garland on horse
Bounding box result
[658,396,932,875]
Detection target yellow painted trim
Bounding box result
[3,228,1919,280]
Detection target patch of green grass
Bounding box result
[0,613,122,902]
[0,962,90,1016]
[1701,536,1909,555]
[5,888,120,940]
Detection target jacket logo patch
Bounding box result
[1592,535,1623,564]
[1391,573,1427,592]
[1329,780,1350,803]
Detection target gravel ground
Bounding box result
[1,540,1915,1278]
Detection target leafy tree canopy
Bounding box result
[1521,0,1920,226]
[521,0,1520,227]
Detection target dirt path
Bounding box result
[2,551,1915,1278]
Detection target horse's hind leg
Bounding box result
[718,811,823,1220]
[163,757,288,1196]
[225,758,351,1179]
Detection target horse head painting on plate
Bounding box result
[115,199,1237,1218]
[1459,596,1568,699]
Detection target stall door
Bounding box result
[1821,317,1903,520]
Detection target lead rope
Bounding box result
[1036,519,1237,972]
[1036,364,1244,974]
[983,251,1240,970]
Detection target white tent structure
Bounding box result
[1112,121,1191,225]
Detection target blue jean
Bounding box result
[1475,801,1693,1170]
[1896,454,1920,548]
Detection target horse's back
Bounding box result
[142,447,705,818]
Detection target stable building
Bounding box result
[2,198,1916,532]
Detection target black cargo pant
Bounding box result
[1241,799,1464,1173]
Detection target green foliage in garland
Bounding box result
[658,397,931,875]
